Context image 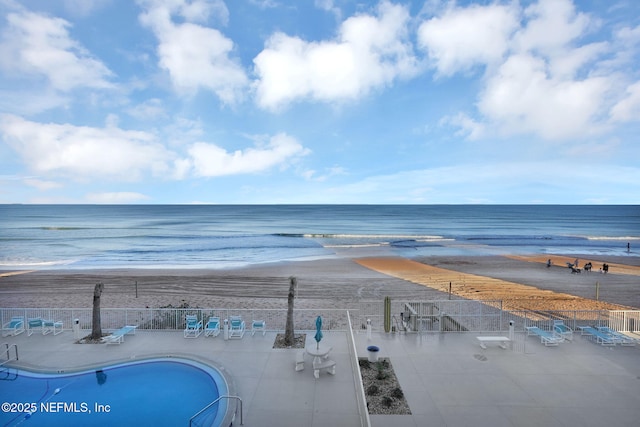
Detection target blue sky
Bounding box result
[0,0,639,204]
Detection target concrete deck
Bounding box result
[2,329,639,426]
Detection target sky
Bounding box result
[0,0,639,204]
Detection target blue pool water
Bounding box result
[0,358,228,427]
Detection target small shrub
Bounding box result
[382,396,394,407]
[391,388,404,399]
[376,364,388,380]
[366,385,379,395]
[359,359,371,369]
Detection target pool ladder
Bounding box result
[189,395,243,426]
[1,343,19,380]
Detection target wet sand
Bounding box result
[1,254,639,310]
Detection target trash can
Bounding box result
[73,318,80,339]
[367,345,379,362]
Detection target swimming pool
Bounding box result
[0,357,231,427]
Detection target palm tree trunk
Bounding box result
[284,276,297,346]
[90,283,104,340]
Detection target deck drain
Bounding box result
[473,354,488,361]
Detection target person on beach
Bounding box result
[546,259,552,268]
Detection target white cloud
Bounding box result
[138,0,247,104]
[127,98,168,120]
[418,0,625,141]
[253,1,418,110]
[417,2,519,76]
[513,0,593,55]
[188,133,309,177]
[440,112,485,140]
[610,81,640,122]
[137,0,229,25]
[321,162,640,204]
[0,114,311,182]
[0,10,113,91]
[24,178,63,191]
[315,0,342,21]
[0,114,173,180]
[85,192,151,203]
[478,53,611,139]
[63,0,111,17]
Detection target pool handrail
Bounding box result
[1,343,18,367]
[189,394,243,426]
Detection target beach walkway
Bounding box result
[3,327,639,426]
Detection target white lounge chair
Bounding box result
[184,315,203,338]
[204,317,221,337]
[525,326,563,346]
[251,319,266,336]
[597,327,636,346]
[229,315,245,339]
[103,325,138,345]
[27,318,44,336]
[26,318,63,336]
[42,319,64,335]
[2,316,25,336]
[553,320,573,341]
[578,326,617,346]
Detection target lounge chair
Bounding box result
[2,316,25,336]
[26,318,63,336]
[577,326,616,346]
[525,326,563,346]
[42,319,64,335]
[596,327,636,346]
[204,317,221,337]
[229,315,245,339]
[103,325,138,345]
[27,318,44,336]
[251,319,266,336]
[184,315,203,338]
[553,320,573,341]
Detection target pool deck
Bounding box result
[3,329,640,427]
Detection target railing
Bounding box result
[2,304,639,335]
[346,311,371,427]
[1,343,18,367]
[1,308,351,333]
[189,395,242,427]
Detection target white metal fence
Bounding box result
[2,303,639,335]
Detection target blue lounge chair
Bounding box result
[103,325,138,345]
[577,326,616,346]
[251,319,266,336]
[204,317,221,337]
[42,319,64,336]
[27,318,44,336]
[553,320,573,341]
[525,326,563,346]
[596,327,636,346]
[184,315,203,338]
[229,315,245,339]
[2,316,25,336]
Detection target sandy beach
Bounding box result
[1,254,639,311]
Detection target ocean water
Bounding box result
[0,205,638,270]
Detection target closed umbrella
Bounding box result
[314,316,323,350]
